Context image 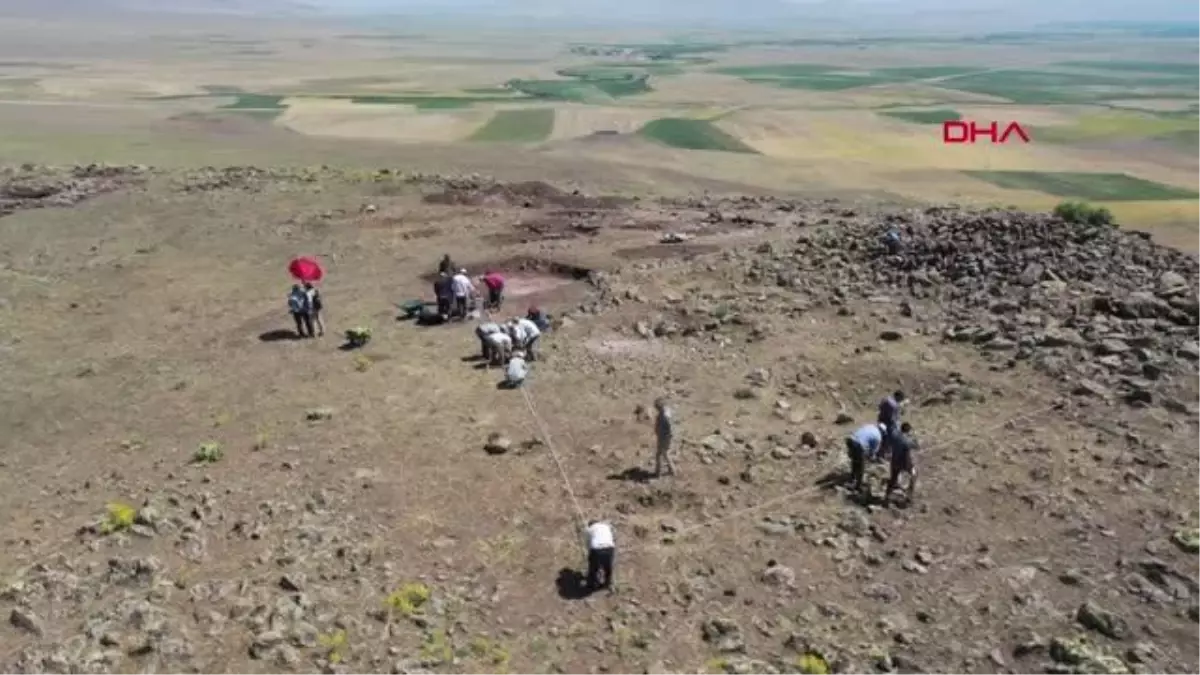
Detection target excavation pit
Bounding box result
[420,256,596,306]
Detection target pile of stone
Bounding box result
[0,164,148,219]
[758,206,1198,408]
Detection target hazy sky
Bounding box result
[303,0,1200,24]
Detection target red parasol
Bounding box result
[288,256,324,283]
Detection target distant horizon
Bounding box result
[1,0,1197,32]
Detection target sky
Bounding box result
[301,0,1200,25]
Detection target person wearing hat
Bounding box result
[450,268,475,319]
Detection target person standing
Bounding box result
[303,282,325,337]
[438,253,455,276]
[845,422,885,492]
[482,270,505,310]
[654,397,676,477]
[877,390,905,459]
[584,520,615,593]
[434,272,454,319]
[451,268,475,319]
[883,422,919,505]
[288,284,312,338]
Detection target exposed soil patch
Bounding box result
[420,255,596,306]
[423,179,630,210]
[421,255,594,283]
[613,242,722,260]
[0,164,147,219]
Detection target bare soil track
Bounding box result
[0,165,1196,675]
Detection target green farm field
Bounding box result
[0,16,1195,245]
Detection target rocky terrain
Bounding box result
[0,165,1196,674]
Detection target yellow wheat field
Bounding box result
[276,98,491,143]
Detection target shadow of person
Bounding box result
[258,329,300,343]
[554,568,591,601]
[606,467,656,484]
[814,468,850,491]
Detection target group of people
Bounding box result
[433,254,507,321]
[474,308,552,388]
[287,282,325,338]
[280,252,921,600]
[844,390,918,504]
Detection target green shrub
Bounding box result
[1053,201,1116,226]
[385,582,430,617]
[345,326,372,348]
[100,502,137,534]
[193,441,223,464]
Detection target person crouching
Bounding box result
[486,329,513,367]
[476,320,501,361]
[504,350,528,389]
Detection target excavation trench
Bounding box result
[420,255,596,304]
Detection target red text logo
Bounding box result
[942,121,1031,144]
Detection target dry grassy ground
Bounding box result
[0,167,1196,675]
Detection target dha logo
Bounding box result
[942,120,1031,144]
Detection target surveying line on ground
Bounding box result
[520,381,590,547]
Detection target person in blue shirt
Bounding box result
[884,423,919,505]
[883,229,902,255]
[845,423,885,492]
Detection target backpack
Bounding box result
[288,292,306,313]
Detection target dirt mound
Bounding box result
[423,179,629,210]
[0,164,148,219]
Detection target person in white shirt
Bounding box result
[504,351,528,388]
[476,321,501,361]
[584,520,615,593]
[450,269,475,319]
[514,316,542,361]
[485,330,513,367]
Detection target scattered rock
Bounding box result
[9,607,44,636]
[306,407,335,421]
[1076,601,1130,640]
[1171,528,1200,553]
[484,433,512,455]
[701,617,746,653]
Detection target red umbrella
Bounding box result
[288,256,324,283]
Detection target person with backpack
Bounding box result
[288,284,313,338]
[303,282,325,337]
